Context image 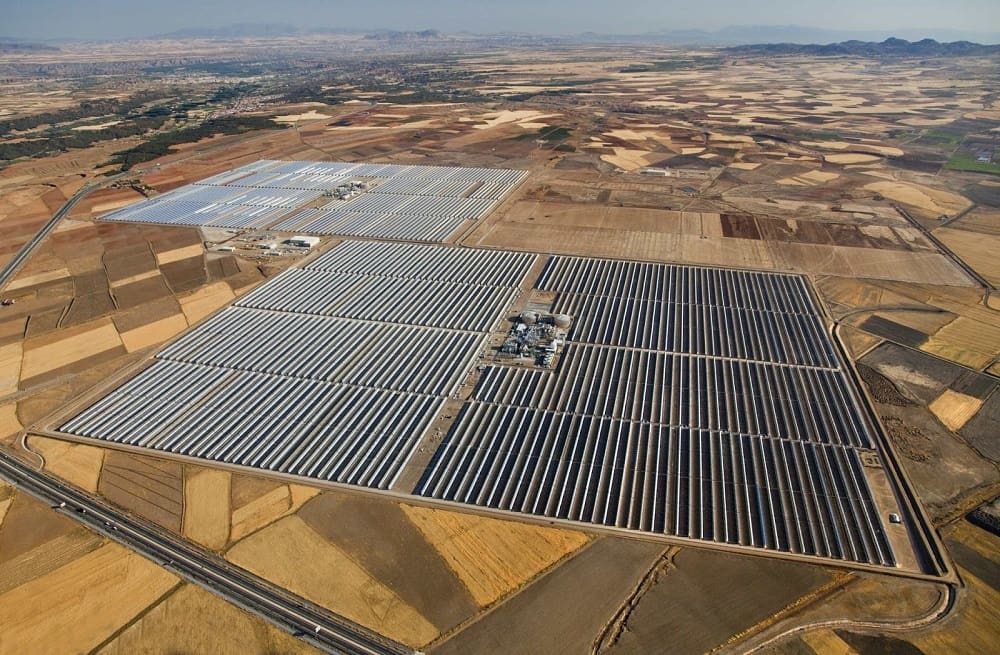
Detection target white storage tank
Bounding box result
[520,310,539,325]
[553,313,572,329]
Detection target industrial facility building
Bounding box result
[286,235,321,248]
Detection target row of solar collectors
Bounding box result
[345,163,526,185]
[58,239,533,488]
[191,160,287,186]
[264,160,526,186]
[221,188,321,208]
[473,345,872,447]
[193,161,358,189]
[306,240,536,288]
[416,404,893,566]
[269,208,323,231]
[98,161,523,235]
[218,171,358,192]
[332,192,497,220]
[185,186,321,208]
[536,255,819,316]
[234,269,518,332]
[61,360,441,489]
[268,161,362,176]
[100,199,291,229]
[192,161,525,190]
[287,210,469,242]
[368,176,522,200]
[467,180,524,200]
[203,160,359,189]
[243,161,491,182]
[158,307,483,396]
[369,176,484,198]
[103,182,318,214]
[159,184,257,204]
[554,291,836,368]
[98,181,322,227]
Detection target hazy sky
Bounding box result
[5,0,1000,40]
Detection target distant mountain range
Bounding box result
[114,22,1000,46]
[580,25,1000,46]
[362,30,445,42]
[726,38,1000,57]
[6,23,999,48]
[0,36,59,52]
[148,23,448,42]
[151,23,312,39]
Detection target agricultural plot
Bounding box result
[59,241,536,490]
[98,160,527,242]
[417,255,901,569]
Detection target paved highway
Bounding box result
[0,448,414,655]
[0,177,118,291]
[891,203,995,293]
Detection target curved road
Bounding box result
[739,580,956,654]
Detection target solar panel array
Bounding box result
[55,221,907,570]
[60,241,536,490]
[99,159,526,242]
[416,255,896,567]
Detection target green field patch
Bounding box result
[946,151,1000,176]
[914,127,965,148]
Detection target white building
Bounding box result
[286,235,321,248]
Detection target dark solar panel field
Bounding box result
[415,255,897,567]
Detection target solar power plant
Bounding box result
[98,159,526,242]
[415,255,899,568]
[53,236,928,572]
[59,240,536,490]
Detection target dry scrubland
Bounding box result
[0,40,998,655]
